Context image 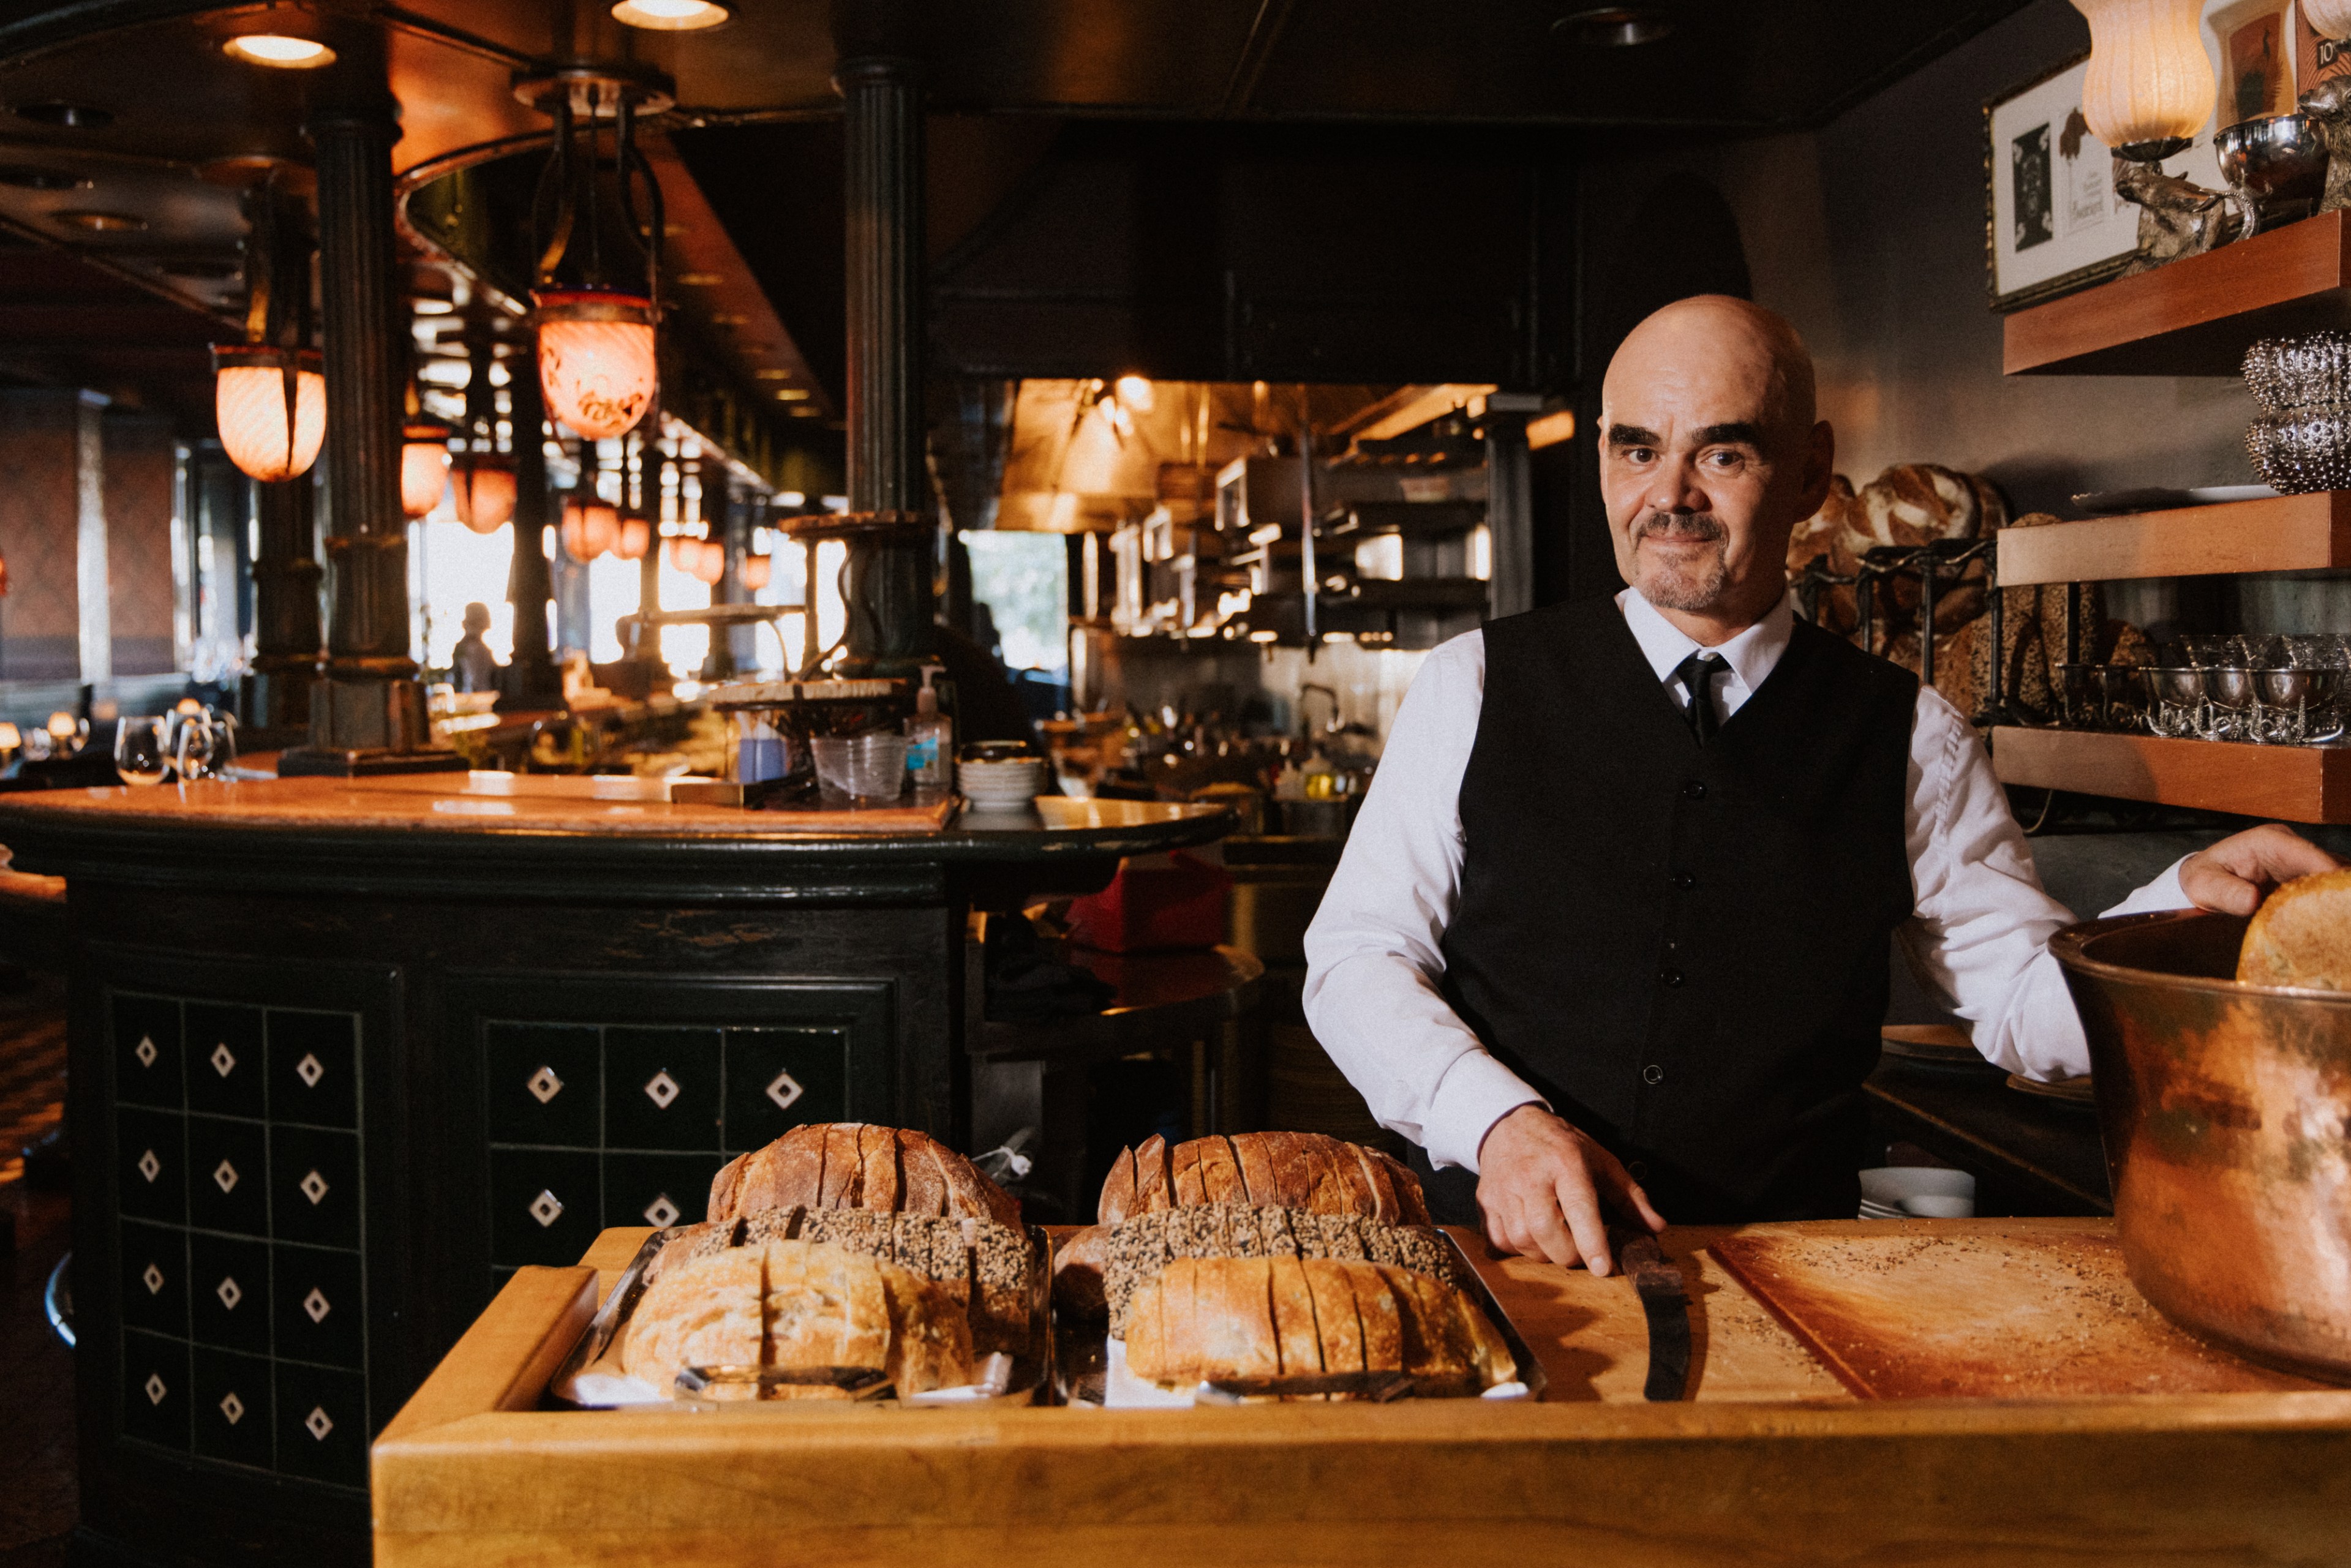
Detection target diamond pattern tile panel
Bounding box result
[106,990,367,1491]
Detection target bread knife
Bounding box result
[1620,1237,1691,1401]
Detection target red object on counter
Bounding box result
[1064,850,1232,953]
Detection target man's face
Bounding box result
[1598,316,1829,626]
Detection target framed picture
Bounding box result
[1984,53,2142,312]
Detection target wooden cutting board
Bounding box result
[1709,1225,2327,1399]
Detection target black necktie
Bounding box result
[1674,651,1727,745]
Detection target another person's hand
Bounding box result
[1473,1104,1665,1277]
[2180,823,2341,917]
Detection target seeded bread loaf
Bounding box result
[619,1239,973,1400]
[710,1123,1021,1229]
[1098,1133,1431,1226]
[2238,867,2351,991]
[729,1204,1036,1355]
[1123,1256,1513,1393]
[1096,1201,1467,1332]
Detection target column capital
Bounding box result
[831,54,924,94]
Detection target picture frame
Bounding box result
[1983,52,2142,313]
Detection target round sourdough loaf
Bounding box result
[2238,867,2351,991]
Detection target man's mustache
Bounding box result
[1635,511,1727,544]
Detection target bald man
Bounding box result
[1304,296,2334,1273]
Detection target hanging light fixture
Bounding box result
[2071,0,2212,160]
[616,513,652,560]
[450,321,517,533]
[519,61,670,440]
[691,538,725,586]
[562,495,620,560]
[400,419,452,518]
[741,552,772,592]
[216,170,324,483]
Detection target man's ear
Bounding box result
[1796,419,1835,516]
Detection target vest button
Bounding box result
[1657,967,1683,988]
[1628,1159,1649,1181]
[1682,780,1707,801]
[1643,1063,1665,1086]
[1673,871,1696,891]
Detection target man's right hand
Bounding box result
[1474,1104,1666,1277]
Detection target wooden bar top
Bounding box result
[372,1218,2351,1566]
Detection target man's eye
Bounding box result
[1623,448,1653,462]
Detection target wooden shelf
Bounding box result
[2005,209,2351,376]
[1992,727,2351,823]
[1996,491,2351,584]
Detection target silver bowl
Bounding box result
[2205,666,2258,709]
[2246,407,2351,493]
[2255,667,2342,708]
[2215,111,2330,234]
[2244,331,2351,413]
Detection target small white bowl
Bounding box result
[1859,1166,1977,1207]
[1900,1193,1976,1219]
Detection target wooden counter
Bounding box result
[2,776,1228,1567]
[372,1220,2351,1566]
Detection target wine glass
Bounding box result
[174,711,236,782]
[113,716,170,787]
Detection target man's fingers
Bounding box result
[1555,1172,1614,1277]
[2186,825,2343,915]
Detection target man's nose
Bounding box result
[1641,453,1707,516]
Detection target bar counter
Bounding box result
[373,1218,2351,1566]
[0,775,1225,1566]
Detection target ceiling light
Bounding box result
[753,368,791,380]
[223,34,336,68]
[537,289,658,440]
[611,0,732,31]
[214,345,325,482]
[52,209,144,232]
[773,388,809,401]
[676,271,724,285]
[11,102,112,129]
[1554,7,1675,46]
[412,298,455,315]
[0,165,86,190]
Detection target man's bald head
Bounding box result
[1604,294,1816,445]
[1595,295,1834,642]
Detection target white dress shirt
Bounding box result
[1301,588,2194,1175]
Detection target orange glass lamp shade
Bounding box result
[400,422,453,519]
[535,289,657,440]
[741,552,772,592]
[452,457,519,534]
[213,344,325,482]
[561,498,620,560]
[615,514,652,560]
[2070,0,2211,156]
[691,541,726,585]
[665,534,699,572]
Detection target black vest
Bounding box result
[1439,597,1917,1223]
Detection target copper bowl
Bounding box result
[2053,909,2351,1382]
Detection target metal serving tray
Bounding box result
[1056,1228,1547,1405]
[548,1221,1055,1409]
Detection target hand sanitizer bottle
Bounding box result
[905,664,952,793]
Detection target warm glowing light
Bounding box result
[0,722,19,752]
[742,553,772,591]
[453,458,518,534]
[691,541,726,585]
[223,34,335,67]
[1114,374,1154,410]
[213,345,325,482]
[610,0,732,28]
[2071,0,2211,154]
[535,290,656,440]
[400,422,452,519]
[562,498,620,560]
[666,535,702,572]
[616,515,651,560]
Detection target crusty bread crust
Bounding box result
[707,1123,1020,1228]
[1094,1131,1433,1225]
[2238,866,2351,991]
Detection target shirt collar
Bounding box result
[1614,586,1794,699]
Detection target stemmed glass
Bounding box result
[113,716,171,787]
[173,710,236,781]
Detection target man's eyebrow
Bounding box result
[1694,421,1766,448]
[1606,424,1663,449]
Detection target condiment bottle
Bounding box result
[905,664,952,792]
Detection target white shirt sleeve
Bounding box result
[1897,686,2195,1079]
[1301,631,1546,1172]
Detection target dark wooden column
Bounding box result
[502,354,562,707]
[830,40,933,675]
[299,94,431,759]
[244,476,323,738]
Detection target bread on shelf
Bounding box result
[1123,1256,1514,1394]
[619,1237,974,1400]
[1097,1131,1431,1226]
[710,1123,1021,1230]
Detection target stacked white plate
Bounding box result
[958,756,1045,811]
[1857,1165,1977,1220]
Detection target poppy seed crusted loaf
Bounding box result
[1099,1201,1469,1335]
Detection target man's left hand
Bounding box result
[2180,823,2341,916]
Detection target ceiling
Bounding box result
[0,0,2033,443]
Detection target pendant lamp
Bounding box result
[616,513,652,560]
[215,345,325,482]
[2070,0,2212,160]
[536,288,658,440]
[400,421,453,519]
[691,538,726,585]
[453,457,519,533]
[2310,0,2351,40]
[741,552,772,592]
[561,497,620,560]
